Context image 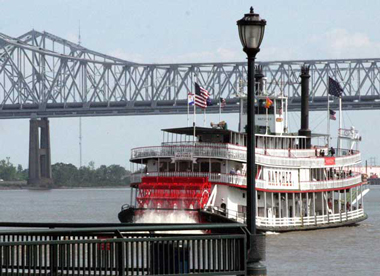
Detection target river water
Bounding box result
[0,186,379,275]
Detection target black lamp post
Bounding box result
[237,7,266,275]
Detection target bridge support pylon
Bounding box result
[27,118,53,187]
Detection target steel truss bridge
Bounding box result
[1,30,380,119]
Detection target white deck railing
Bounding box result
[130,172,247,186]
[131,143,361,168]
[131,172,361,191]
[256,208,365,227]
[131,143,247,162]
[256,152,361,168]
[300,174,362,190]
[263,148,328,158]
[256,174,362,191]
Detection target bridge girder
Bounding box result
[0,30,380,119]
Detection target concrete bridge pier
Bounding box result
[28,118,53,187]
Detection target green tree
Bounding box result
[0,158,131,187]
[52,163,78,186]
[0,159,17,181]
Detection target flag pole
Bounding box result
[327,79,330,148]
[338,96,342,155]
[187,94,190,127]
[219,98,221,123]
[193,98,196,144]
[203,108,206,127]
[265,103,269,135]
[193,78,197,144]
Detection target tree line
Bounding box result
[0,159,131,187]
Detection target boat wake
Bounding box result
[265,231,280,235]
[135,210,197,224]
[135,210,202,234]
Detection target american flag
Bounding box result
[329,109,336,120]
[194,82,210,109]
[328,77,343,98]
[220,97,226,108]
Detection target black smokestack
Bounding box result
[298,65,311,149]
[255,65,264,95]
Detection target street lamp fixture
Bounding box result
[237,7,266,56]
[237,7,267,276]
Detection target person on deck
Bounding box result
[346,201,351,211]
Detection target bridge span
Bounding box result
[1,30,380,119]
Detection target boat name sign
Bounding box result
[172,152,196,163]
[324,157,336,165]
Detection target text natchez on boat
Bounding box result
[119,66,369,232]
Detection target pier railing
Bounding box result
[0,223,250,276]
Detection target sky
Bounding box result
[1,0,380,169]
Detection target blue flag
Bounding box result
[188,93,194,106]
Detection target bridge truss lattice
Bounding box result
[1,30,380,119]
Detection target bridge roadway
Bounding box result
[1,30,380,119]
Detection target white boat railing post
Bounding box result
[321,192,324,223]
[332,190,335,216]
[345,189,348,221]
[339,191,342,222]
[326,192,329,223]
[361,185,364,210]
[300,193,303,226]
[313,192,317,225]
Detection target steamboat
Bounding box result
[119,66,369,231]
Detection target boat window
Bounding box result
[256,99,274,115]
[178,161,192,172]
[169,162,175,172]
[159,162,168,172]
[200,162,209,173]
[211,162,221,173]
[276,99,282,115]
[238,205,247,213]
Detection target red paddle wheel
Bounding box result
[136,177,211,210]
